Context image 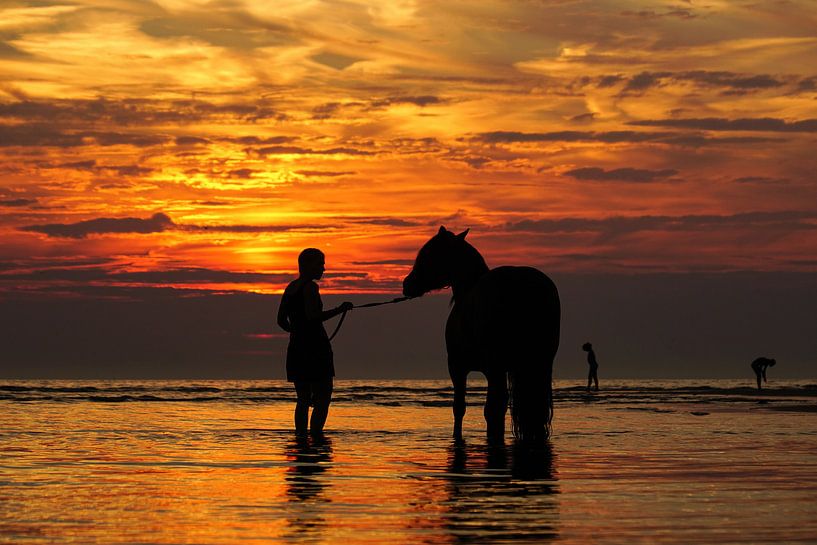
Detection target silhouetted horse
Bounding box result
[403,227,560,442]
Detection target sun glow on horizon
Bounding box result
[2,0,816,298]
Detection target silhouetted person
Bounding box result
[277,248,352,436]
[751,357,776,390]
[582,342,599,391]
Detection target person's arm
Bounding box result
[276,293,291,332]
[303,282,352,322]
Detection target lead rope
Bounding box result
[328,296,413,341]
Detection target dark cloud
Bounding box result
[350,259,416,266]
[19,212,331,238]
[587,71,790,94]
[628,117,817,132]
[624,72,670,92]
[46,160,154,176]
[658,135,781,146]
[597,75,624,88]
[797,76,817,92]
[139,13,295,50]
[296,170,355,177]
[112,268,292,284]
[312,102,344,120]
[621,8,697,19]
[89,132,168,147]
[0,198,37,207]
[175,136,210,145]
[0,41,32,58]
[0,266,292,285]
[21,213,174,239]
[229,135,296,145]
[471,129,783,147]
[473,130,671,143]
[107,165,154,176]
[182,222,327,233]
[0,99,285,126]
[456,155,493,169]
[0,124,86,147]
[369,95,444,108]
[193,200,232,206]
[227,168,257,179]
[734,176,788,184]
[564,167,678,182]
[505,210,817,238]
[310,97,443,119]
[255,145,374,156]
[342,217,421,227]
[311,51,364,70]
[57,160,97,170]
[570,112,597,122]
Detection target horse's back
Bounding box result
[471,266,560,362]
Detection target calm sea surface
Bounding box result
[2,379,816,544]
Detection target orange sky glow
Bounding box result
[2,0,816,296]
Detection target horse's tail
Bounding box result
[508,360,553,443]
[507,278,559,443]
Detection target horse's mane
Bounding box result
[449,238,489,304]
[457,238,489,275]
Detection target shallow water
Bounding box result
[2,379,816,544]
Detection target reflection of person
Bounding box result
[284,435,333,540]
[285,435,333,501]
[277,248,352,436]
[751,357,776,390]
[582,342,599,392]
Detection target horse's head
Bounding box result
[403,226,470,297]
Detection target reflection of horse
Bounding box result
[444,440,559,542]
[403,227,560,442]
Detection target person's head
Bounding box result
[769,358,776,367]
[298,248,325,280]
[582,342,592,351]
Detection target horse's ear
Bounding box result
[438,225,447,234]
[456,228,469,240]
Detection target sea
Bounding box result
[2,379,816,544]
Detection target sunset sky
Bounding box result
[2,0,816,378]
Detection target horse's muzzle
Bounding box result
[402,271,423,298]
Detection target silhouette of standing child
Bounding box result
[582,342,599,391]
[751,357,776,390]
[277,248,352,436]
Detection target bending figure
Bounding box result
[751,357,776,390]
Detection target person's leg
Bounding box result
[309,378,333,435]
[587,370,592,390]
[593,370,599,391]
[294,381,311,434]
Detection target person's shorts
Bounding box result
[294,378,333,407]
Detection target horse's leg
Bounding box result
[484,370,508,442]
[451,370,467,441]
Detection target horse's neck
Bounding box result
[450,243,489,302]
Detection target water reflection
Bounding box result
[443,440,559,543]
[284,434,334,541]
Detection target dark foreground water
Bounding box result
[2,379,816,544]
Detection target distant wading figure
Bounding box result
[277,249,352,436]
[582,342,599,392]
[403,227,561,443]
[751,357,776,391]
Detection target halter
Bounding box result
[328,296,415,341]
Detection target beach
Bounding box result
[2,379,816,544]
